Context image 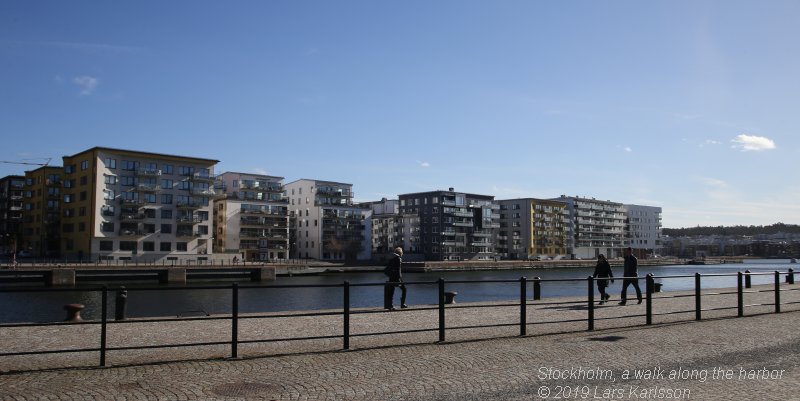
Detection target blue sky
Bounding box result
[1,1,799,228]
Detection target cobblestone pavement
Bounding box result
[1,284,799,400]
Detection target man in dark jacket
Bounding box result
[593,254,614,304]
[384,247,407,310]
[619,247,642,305]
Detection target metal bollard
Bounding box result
[533,277,541,300]
[115,287,128,321]
[787,268,794,284]
[744,270,752,289]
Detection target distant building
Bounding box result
[284,179,370,261]
[0,175,24,255]
[214,172,289,261]
[364,198,403,261]
[496,198,569,259]
[399,188,499,261]
[551,195,627,259]
[21,166,64,258]
[625,204,663,257]
[59,147,219,261]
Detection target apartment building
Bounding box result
[364,198,404,261]
[59,147,219,261]
[20,167,64,257]
[625,204,663,257]
[0,175,25,255]
[551,195,627,259]
[284,179,370,261]
[496,198,569,260]
[214,172,289,261]
[399,188,500,261]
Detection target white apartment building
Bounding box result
[60,147,219,262]
[551,195,627,259]
[625,204,663,257]
[214,172,289,261]
[284,179,371,261]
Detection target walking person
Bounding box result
[383,247,407,310]
[593,254,614,304]
[619,247,642,305]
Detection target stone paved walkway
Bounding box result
[1,283,799,400]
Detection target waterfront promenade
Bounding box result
[1,283,798,400]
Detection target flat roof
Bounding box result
[65,146,220,164]
[285,178,353,187]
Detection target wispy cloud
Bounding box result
[731,134,776,152]
[416,160,430,168]
[699,139,721,148]
[73,75,99,95]
[623,147,633,153]
[697,176,728,188]
[1,40,147,53]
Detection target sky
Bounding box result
[1,1,799,228]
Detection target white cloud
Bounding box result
[416,160,430,168]
[699,139,721,148]
[697,176,728,188]
[731,134,776,152]
[73,75,98,95]
[623,147,633,153]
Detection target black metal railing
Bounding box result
[0,269,797,369]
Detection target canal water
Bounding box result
[0,259,795,323]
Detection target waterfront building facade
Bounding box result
[284,179,370,261]
[552,195,627,259]
[20,167,64,257]
[366,198,402,260]
[625,204,663,258]
[0,175,25,255]
[399,188,500,261]
[214,172,289,261]
[496,198,569,260]
[59,147,219,261]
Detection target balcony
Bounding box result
[176,216,202,224]
[490,213,501,219]
[176,231,204,238]
[119,229,144,237]
[471,242,492,247]
[452,221,473,227]
[136,169,162,177]
[191,188,217,197]
[482,222,501,229]
[472,232,493,238]
[176,201,203,210]
[191,173,216,182]
[316,189,352,198]
[120,198,146,207]
[136,183,161,193]
[120,213,146,221]
[441,200,456,206]
[441,241,459,246]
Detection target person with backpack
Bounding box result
[383,247,407,310]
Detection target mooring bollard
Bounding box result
[533,277,541,300]
[444,291,458,304]
[786,268,794,284]
[64,303,85,322]
[744,270,752,289]
[115,287,128,321]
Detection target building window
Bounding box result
[80,191,87,201]
[123,161,139,171]
[104,175,117,185]
[143,224,156,234]
[105,158,117,169]
[161,209,173,219]
[163,164,173,175]
[101,222,114,232]
[81,160,89,170]
[79,207,86,216]
[144,208,156,218]
[80,176,88,186]
[160,242,172,252]
[104,190,115,200]
[143,242,155,251]
[161,224,172,234]
[161,179,173,189]
[99,241,113,251]
[65,165,75,174]
[122,176,137,186]
[178,166,194,176]
[161,194,173,204]
[63,223,74,232]
[78,222,86,232]
[120,241,137,251]
[63,208,74,217]
[64,194,73,203]
[176,242,188,252]
[143,193,157,203]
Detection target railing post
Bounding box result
[587,276,594,331]
[100,286,108,367]
[231,283,239,358]
[775,271,781,313]
[520,277,527,336]
[438,278,445,342]
[533,277,541,300]
[343,281,350,350]
[695,273,701,321]
[744,270,752,289]
[737,271,744,317]
[645,274,653,325]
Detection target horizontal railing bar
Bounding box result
[651,310,695,317]
[444,280,524,284]
[351,306,440,315]
[108,341,230,351]
[527,318,590,325]
[744,303,775,308]
[348,281,438,287]
[0,347,99,357]
[109,316,231,324]
[445,323,518,331]
[701,291,739,296]
[0,320,101,328]
[651,294,695,300]
[238,311,343,320]
[350,328,439,338]
[238,334,342,344]
[526,300,585,306]
[593,313,648,319]
[701,306,739,312]
[445,303,519,310]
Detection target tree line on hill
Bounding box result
[663,223,800,237]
